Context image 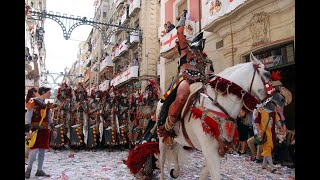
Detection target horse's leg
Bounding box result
[159,139,166,180]
[199,163,210,180]
[170,143,180,179]
[197,135,221,180]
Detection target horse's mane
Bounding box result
[217,62,252,78]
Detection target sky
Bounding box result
[44,0,95,87]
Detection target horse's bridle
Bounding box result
[250,64,276,103]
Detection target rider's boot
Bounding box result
[176,9,187,28]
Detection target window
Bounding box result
[177,1,188,24]
[103,12,107,18]
[245,42,295,69]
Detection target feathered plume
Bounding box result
[271,71,282,81]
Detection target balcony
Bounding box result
[112,39,129,60]
[25,78,34,87]
[104,30,116,50]
[115,0,124,9]
[25,60,34,73]
[100,56,113,72]
[111,47,119,62]
[99,79,110,91]
[110,65,139,87]
[129,0,140,17]
[84,70,91,82]
[129,32,140,47]
[115,19,123,35]
[121,8,130,25]
[159,20,196,58]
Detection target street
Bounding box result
[25,148,295,179]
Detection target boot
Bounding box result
[35,170,50,177]
[176,9,187,28]
[25,168,31,179]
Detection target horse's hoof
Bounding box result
[170,169,178,179]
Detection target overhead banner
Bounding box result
[203,0,248,28]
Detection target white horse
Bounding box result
[156,54,287,180]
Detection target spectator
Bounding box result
[166,21,175,33]
[255,103,285,173]
[247,109,263,163]
[236,109,249,155]
[161,23,167,37]
[132,58,139,66]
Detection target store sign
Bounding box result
[203,0,248,28]
[110,66,139,87]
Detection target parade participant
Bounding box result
[236,109,250,155]
[126,112,159,179]
[254,86,291,173]
[85,89,101,151]
[25,87,40,163]
[25,87,39,109]
[50,82,73,150]
[25,87,57,179]
[246,109,263,163]
[157,9,212,148]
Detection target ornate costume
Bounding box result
[28,98,52,149]
[157,9,213,147]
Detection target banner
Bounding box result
[110,66,139,87]
[203,0,248,28]
[160,20,196,54]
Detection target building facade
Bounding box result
[77,0,160,97]
[202,0,295,129]
[25,0,47,94]
[159,0,295,129]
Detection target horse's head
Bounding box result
[207,53,289,118]
[260,86,292,112]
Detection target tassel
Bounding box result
[233,129,239,144]
[126,142,160,175]
[190,107,202,119]
[271,71,282,81]
[202,116,220,139]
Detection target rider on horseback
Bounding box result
[157,9,213,148]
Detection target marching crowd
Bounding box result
[25,80,160,179]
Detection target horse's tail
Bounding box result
[126,142,160,175]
